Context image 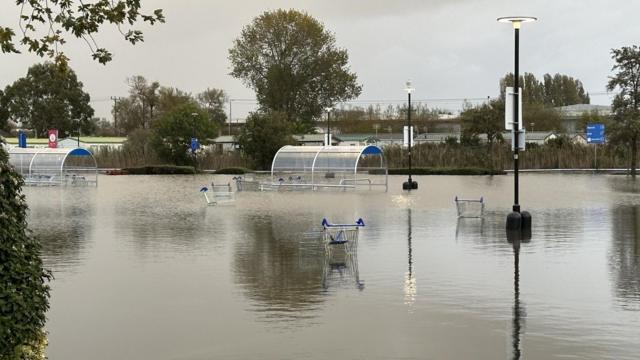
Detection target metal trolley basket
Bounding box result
[455,196,485,218]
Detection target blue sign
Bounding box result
[586,123,605,144]
[191,138,199,152]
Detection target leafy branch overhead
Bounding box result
[0,0,164,65]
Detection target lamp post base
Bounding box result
[402,180,418,190]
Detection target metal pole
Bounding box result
[77,119,80,147]
[327,110,331,146]
[513,27,520,213]
[408,92,412,185]
[229,100,232,136]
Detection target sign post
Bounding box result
[586,123,605,170]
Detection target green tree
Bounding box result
[607,45,640,176]
[1,62,94,137]
[0,0,164,65]
[196,88,228,126]
[460,99,504,147]
[152,103,217,165]
[236,111,295,170]
[0,144,51,359]
[229,9,361,131]
[500,72,590,106]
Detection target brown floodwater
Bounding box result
[24,174,640,359]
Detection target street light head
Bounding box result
[325,107,333,112]
[405,80,414,94]
[191,112,198,117]
[497,16,537,29]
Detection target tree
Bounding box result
[1,62,94,137]
[460,99,504,147]
[500,72,590,106]
[607,45,640,176]
[152,103,217,165]
[229,9,361,131]
[0,145,51,359]
[0,1,164,65]
[197,88,228,126]
[236,111,296,170]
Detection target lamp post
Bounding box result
[325,107,333,146]
[403,81,418,190]
[498,16,537,231]
[76,118,81,147]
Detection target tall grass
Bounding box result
[93,147,253,170]
[384,142,630,170]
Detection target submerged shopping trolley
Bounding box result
[320,218,365,290]
[321,218,365,256]
[454,196,485,218]
[200,182,235,206]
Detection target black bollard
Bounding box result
[520,211,532,230]
[506,211,522,231]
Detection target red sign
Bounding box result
[48,129,58,148]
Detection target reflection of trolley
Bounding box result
[200,182,234,206]
[321,218,365,290]
[454,196,485,218]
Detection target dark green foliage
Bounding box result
[1,1,164,65]
[151,103,217,166]
[1,62,94,137]
[460,99,504,145]
[229,9,361,131]
[214,167,249,175]
[236,111,296,170]
[0,144,51,358]
[500,72,590,106]
[122,165,196,175]
[388,167,506,175]
[607,45,640,176]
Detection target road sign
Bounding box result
[48,129,58,148]
[191,138,199,152]
[505,87,523,130]
[586,123,605,144]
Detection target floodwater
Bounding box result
[24,174,640,360]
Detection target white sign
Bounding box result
[505,87,523,131]
[324,133,332,146]
[403,126,414,147]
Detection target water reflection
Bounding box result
[404,208,416,305]
[507,231,529,360]
[233,213,326,321]
[27,188,95,272]
[610,205,640,310]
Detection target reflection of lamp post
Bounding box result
[325,107,333,146]
[498,16,537,231]
[404,208,416,305]
[403,81,418,190]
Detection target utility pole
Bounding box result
[111,96,120,135]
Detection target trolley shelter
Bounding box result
[270,145,387,190]
[8,147,98,186]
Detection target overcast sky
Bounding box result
[1,0,639,121]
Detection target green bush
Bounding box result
[388,167,506,175]
[0,145,51,359]
[123,165,196,175]
[214,167,250,174]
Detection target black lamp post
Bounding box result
[325,107,332,146]
[403,80,418,190]
[498,16,536,231]
[191,112,198,168]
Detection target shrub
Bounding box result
[0,145,51,359]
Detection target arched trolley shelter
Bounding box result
[8,147,98,186]
[270,145,387,191]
